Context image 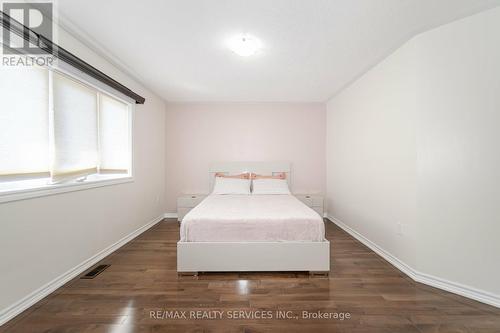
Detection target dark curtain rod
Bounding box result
[0,11,146,104]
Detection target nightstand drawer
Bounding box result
[295,193,324,217]
[177,194,207,222]
[177,195,206,208]
[311,196,323,207]
[177,207,192,221]
[295,195,313,206]
[312,206,324,217]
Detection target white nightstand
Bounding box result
[177,194,207,222]
[294,194,324,217]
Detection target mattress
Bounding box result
[180,194,325,242]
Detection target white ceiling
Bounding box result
[57,0,500,102]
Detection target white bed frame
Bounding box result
[177,162,330,275]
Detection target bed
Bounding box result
[176,162,330,275]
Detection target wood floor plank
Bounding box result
[1,219,499,333]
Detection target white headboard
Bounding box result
[209,161,291,192]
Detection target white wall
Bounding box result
[326,39,418,267]
[165,102,326,212]
[0,27,166,317]
[415,7,500,295]
[327,7,500,301]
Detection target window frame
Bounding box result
[0,64,135,204]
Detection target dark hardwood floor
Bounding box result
[1,219,499,332]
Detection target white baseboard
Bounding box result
[0,214,164,326]
[164,212,178,219]
[327,215,500,309]
[327,215,418,280]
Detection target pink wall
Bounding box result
[165,102,326,212]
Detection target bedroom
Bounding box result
[0,0,499,332]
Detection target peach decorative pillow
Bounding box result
[215,172,250,179]
[250,172,286,180]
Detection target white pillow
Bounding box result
[212,177,251,195]
[252,178,290,195]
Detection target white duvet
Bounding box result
[180,194,325,242]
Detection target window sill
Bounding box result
[0,175,134,204]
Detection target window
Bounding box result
[52,72,99,181]
[98,94,131,173]
[0,67,49,178]
[0,65,133,201]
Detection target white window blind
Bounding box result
[99,94,130,173]
[52,72,99,181]
[0,65,132,197]
[0,67,49,178]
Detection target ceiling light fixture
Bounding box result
[227,34,262,57]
